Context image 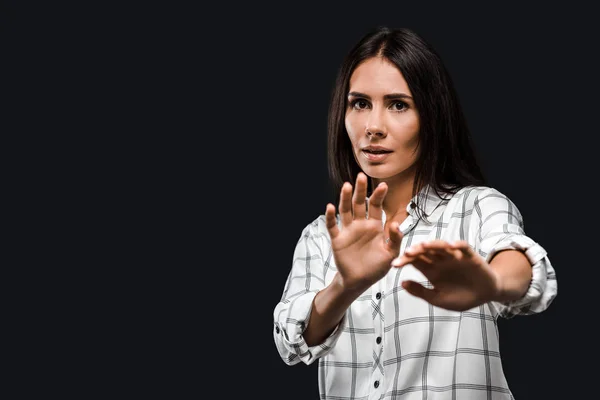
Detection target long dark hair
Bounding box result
[327,26,486,219]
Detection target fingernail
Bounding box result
[391,258,401,267]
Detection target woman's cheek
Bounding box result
[345,115,363,142]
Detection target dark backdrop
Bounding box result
[5,2,598,399]
[229,9,596,400]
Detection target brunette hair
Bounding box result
[327,26,486,219]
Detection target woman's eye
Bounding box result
[392,101,408,111]
[352,100,369,109]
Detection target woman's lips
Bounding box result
[362,150,392,162]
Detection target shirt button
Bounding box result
[275,325,280,334]
[374,380,380,388]
[376,336,381,344]
[410,202,416,208]
[376,292,381,300]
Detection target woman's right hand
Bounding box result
[325,172,403,294]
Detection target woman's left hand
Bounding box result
[391,240,501,311]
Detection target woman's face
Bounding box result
[345,57,420,182]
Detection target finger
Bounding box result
[391,243,432,268]
[403,243,424,257]
[402,280,437,304]
[449,240,475,258]
[352,172,368,220]
[325,203,340,239]
[411,254,435,268]
[422,248,453,262]
[397,245,428,267]
[421,240,452,251]
[407,244,453,262]
[391,253,433,269]
[386,221,403,251]
[367,182,387,221]
[338,182,353,227]
[391,254,410,268]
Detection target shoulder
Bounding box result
[444,185,518,212]
[450,185,511,205]
[451,185,523,220]
[297,214,332,242]
[290,215,332,255]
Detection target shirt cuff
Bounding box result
[485,236,555,317]
[274,290,347,365]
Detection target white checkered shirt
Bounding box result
[273,185,557,400]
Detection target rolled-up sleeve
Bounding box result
[472,188,558,318]
[273,217,346,365]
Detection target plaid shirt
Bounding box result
[273,185,557,400]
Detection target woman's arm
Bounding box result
[489,249,532,303]
[304,273,363,347]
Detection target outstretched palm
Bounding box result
[391,240,501,311]
[325,173,403,292]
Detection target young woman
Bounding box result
[273,26,557,399]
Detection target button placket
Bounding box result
[371,283,385,393]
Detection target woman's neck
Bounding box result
[373,172,418,222]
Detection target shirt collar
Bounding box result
[368,184,450,221]
[407,184,453,220]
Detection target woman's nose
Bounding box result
[366,120,387,138]
[365,108,387,138]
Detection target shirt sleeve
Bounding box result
[471,188,558,318]
[273,216,346,365]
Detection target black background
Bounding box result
[4,2,598,399]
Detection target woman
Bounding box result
[273,26,557,399]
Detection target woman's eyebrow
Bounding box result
[348,91,413,100]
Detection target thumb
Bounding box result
[402,280,437,304]
[386,221,403,251]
